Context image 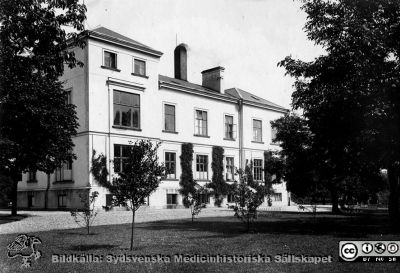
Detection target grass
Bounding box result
[0,211,399,273]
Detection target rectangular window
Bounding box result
[113,91,140,129]
[226,157,234,181]
[114,144,130,173]
[134,59,146,76]
[58,191,67,208]
[271,126,278,143]
[199,194,210,204]
[106,194,113,207]
[55,160,72,181]
[224,115,235,139]
[227,194,234,203]
[165,152,176,179]
[195,110,208,136]
[104,51,117,69]
[167,194,178,205]
[253,159,263,181]
[253,119,262,142]
[164,104,176,132]
[196,155,208,180]
[28,170,37,182]
[28,191,35,207]
[271,193,282,202]
[65,90,72,105]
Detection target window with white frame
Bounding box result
[164,104,176,132]
[253,159,263,181]
[133,59,146,76]
[113,90,140,129]
[226,157,234,181]
[114,144,130,173]
[195,110,208,136]
[224,115,235,139]
[167,194,178,205]
[104,50,117,69]
[253,119,262,142]
[196,154,208,180]
[55,160,72,181]
[165,152,176,179]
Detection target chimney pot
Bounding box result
[201,66,225,93]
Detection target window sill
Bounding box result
[101,66,121,72]
[194,134,210,138]
[53,180,74,184]
[113,125,142,131]
[131,73,149,79]
[270,142,280,146]
[223,138,236,141]
[162,130,178,134]
[251,141,264,144]
[27,180,38,183]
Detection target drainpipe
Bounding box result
[238,98,244,171]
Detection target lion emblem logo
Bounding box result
[7,234,42,268]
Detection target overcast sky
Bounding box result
[84,0,324,109]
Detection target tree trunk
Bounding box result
[388,164,400,228]
[44,173,50,209]
[11,175,18,216]
[130,209,136,251]
[330,186,341,214]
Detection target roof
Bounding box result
[159,75,288,113]
[86,26,163,57]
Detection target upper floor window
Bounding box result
[271,126,278,143]
[114,144,130,173]
[55,160,72,181]
[253,119,262,142]
[133,59,146,76]
[226,157,234,181]
[165,152,176,179]
[196,154,208,180]
[164,104,176,132]
[253,159,263,181]
[195,110,208,136]
[224,115,235,140]
[113,91,140,129]
[104,51,117,69]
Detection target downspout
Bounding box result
[238,98,244,170]
[107,78,112,185]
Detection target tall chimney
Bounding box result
[174,44,188,81]
[201,66,225,93]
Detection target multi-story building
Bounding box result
[17,27,289,209]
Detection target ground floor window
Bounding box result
[199,194,210,204]
[227,194,234,203]
[253,159,263,181]
[167,194,178,205]
[27,191,35,207]
[58,191,67,208]
[270,193,282,202]
[196,154,208,180]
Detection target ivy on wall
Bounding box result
[210,146,229,207]
[179,143,195,207]
[91,150,110,188]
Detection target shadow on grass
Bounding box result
[138,210,396,239]
[0,214,28,225]
[69,244,118,251]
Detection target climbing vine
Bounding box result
[179,143,195,207]
[210,146,228,206]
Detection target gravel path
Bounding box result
[0,207,233,235]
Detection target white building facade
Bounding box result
[17,27,289,210]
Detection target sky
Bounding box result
[84,0,324,109]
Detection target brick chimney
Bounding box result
[201,66,225,93]
[174,44,188,81]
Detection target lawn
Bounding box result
[0,211,399,273]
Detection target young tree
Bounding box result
[99,140,165,251]
[70,191,99,235]
[0,0,86,215]
[187,185,209,222]
[278,1,400,223]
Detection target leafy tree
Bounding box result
[179,143,195,207]
[0,0,86,215]
[264,150,285,206]
[70,191,99,235]
[278,1,400,221]
[229,168,267,232]
[209,146,229,206]
[99,140,165,251]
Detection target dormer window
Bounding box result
[103,50,117,69]
[133,59,146,76]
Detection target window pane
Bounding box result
[114,145,121,157]
[120,92,133,106]
[132,108,139,128]
[121,146,130,157]
[165,105,174,115]
[225,115,233,124]
[134,59,146,75]
[121,106,132,127]
[132,94,140,106]
[113,91,119,104]
[113,107,120,125]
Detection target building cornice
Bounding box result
[107,77,145,91]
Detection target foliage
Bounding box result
[0,0,86,215]
[264,150,284,206]
[101,140,165,250]
[90,150,110,188]
[187,185,209,222]
[179,143,195,207]
[209,146,229,207]
[278,1,400,220]
[70,191,99,235]
[228,169,267,232]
